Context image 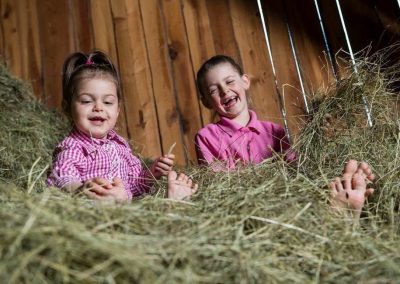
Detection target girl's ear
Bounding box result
[241,74,251,90]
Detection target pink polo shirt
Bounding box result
[47,128,153,199]
[195,110,295,169]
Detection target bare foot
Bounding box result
[167,171,198,200]
[330,160,375,218]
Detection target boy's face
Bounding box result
[71,78,120,139]
[203,63,250,119]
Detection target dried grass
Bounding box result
[0,47,399,283]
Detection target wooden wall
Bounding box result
[1,0,399,165]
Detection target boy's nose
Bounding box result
[220,87,229,96]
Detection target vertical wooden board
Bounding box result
[205,0,241,62]
[16,0,42,98]
[284,0,334,95]
[261,0,306,137]
[89,0,128,139]
[1,0,22,77]
[111,0,162,158]
[161,0,203,164]
[70,0,93,52]
[230,0,284,126]
[0,0,3,58]
[36,0,71,108]
[181,0,215,126]
[140,0,186,164]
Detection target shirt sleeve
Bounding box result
[127,154,154,198]
[46,145,86,189]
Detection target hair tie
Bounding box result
[85,58,94,66]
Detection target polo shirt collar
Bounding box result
[217,110,261,137]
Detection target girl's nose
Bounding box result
[93,102,103,111]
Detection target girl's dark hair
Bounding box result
[196,55,243,109]
[62,50,122,116]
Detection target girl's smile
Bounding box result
[71,78,120,139]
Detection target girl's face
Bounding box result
[203,63,250,119]
[71,78,120,139]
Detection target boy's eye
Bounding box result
[80,100,92,104]
[209,89,218,95]
[227,80,234,85]
[104,101,114,105]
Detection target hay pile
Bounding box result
[0,50,399,283]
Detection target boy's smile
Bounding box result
[71,78,120,139]
[203,63,250,123]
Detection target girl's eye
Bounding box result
[227,80,234,85]
[81,100,92,104]
[104,101,114,105]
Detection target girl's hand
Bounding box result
[81,177,128,202]
[150,154,175,179]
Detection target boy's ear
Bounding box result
[242,74,251,90]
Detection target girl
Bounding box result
[195,55,375,217]
[195,55,295,169]
[47,50,197,201]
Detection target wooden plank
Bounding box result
[284,0,334,95]
[205,0,241,62]
[139,0,187,165]
[181,0,216,126]
[36,0,71,108]
[70,0,93,52]
[0,0,3,58]
[1,0,22,77]
[89,0,128,139]
[161,0,204,164]
[261,0,306,137]
[230,0,284,126]
[110,0,162,158]
[15,0,42,97]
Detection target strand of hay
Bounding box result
[1,47,400,283]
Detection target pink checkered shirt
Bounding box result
[47,128,153,199]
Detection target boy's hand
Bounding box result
[150,154,175,179]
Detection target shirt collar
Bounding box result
[71,127,124,146]
[217,110,261,137]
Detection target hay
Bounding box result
[0,48,400,283]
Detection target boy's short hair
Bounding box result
[196,55,243,109]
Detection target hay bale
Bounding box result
[0,48,400,283]
[0,64,69,189]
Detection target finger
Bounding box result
[88,185,111,196]
[192,183,199,193]
[92,177,112,189]
[112,177,124,188]
[156,162,173,172]
[187,178,193,187]
[164,153,175,160]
